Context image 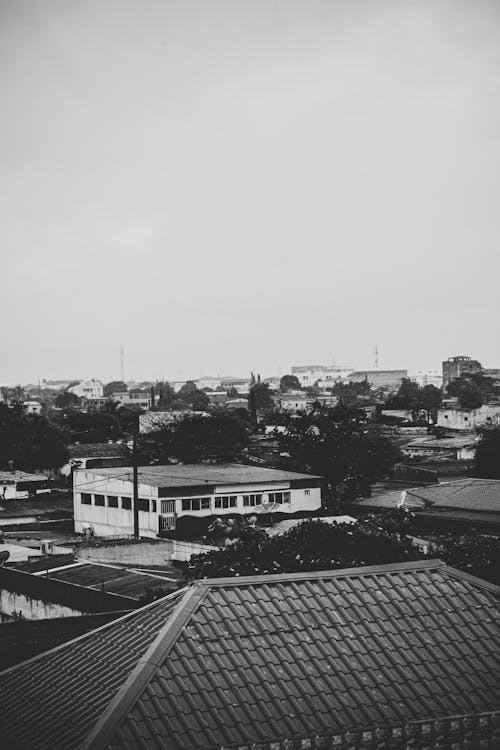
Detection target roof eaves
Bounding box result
[81,584,208,750]
[442,565,500,597]
[192,558,446,588]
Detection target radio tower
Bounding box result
[120,345,125,383]
[373,345,379,369]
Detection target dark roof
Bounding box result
[0,493,73,519]
[47,562,177,600]
[3,561,500,749]
[67,443,129,459]
[0,588,188,750]
[76,463,321,489]
[357,479,500,514]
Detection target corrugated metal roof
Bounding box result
[358,479,500,514]
[0,588,188,750]
[84,560,500,750]
[75,463,321,489]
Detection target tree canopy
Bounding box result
[248,383,274,420]
[187,517,418,579]
[329,380,371,407]
[279,375,301,392]
[473,427,500,479]
[276,407,400,506]
[103,381,128,397]
[446,377,484,410]
[141,413,250,464]
[54,391,81,409]
[0,403,69,471]
[385,378,442,417]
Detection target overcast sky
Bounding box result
[1,0,499,385]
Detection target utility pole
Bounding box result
[132,432,139,539]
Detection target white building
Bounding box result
[112,391,151,409]
[23,401,43,415]
[437,404,500,430]
[68,379,104,399]
[0,470,51,500]
[291,365,352,388]
[73,464,322,538]
[409,369,443,388]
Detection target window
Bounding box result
[243,494,263,507]
[81,493,91,505]
[304,490,310,496]
[94,494,105,506]
[214,495,237,509]
[121,497,132,510]
[161,499,175,514]
[268,491,291,504]
[181,498,210,512]
[137,498,149,512]
[151,500,157,513]
[107,495,118,508]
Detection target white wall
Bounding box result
[437,404,500,430]
[73,470,322,537]
[0,590,87,621]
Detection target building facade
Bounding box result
[291,365,352,388]
[73,464,322,538]
[437,403,500,430]
[442,356,482,388]
[68,379,104,399]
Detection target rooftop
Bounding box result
[67,443,130,459]
[0,470,50,484]
[356,479,500,514]
[44,562,178,600]
[1,560,499,749]
[74,463,321,489]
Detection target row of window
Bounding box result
[80,493,156,512]
[181,492,292,512]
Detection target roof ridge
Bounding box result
[193,559,446,588]
[82,584,208,750]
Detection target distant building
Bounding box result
[275,393,309,413]
[0,470,51,501]
[291,365,352,388]
[112,390,151,409]
[348,369,407,390]
[442,356,482,388]
[437,403,500,430]
[23,400,43,415]
[409,369,443,388]
[68,379,104,399]
[73,464,322,538]
[402,434,477,461]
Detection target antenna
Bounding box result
[373,345,379,369]
[120,345,125,382]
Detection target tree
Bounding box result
[103,381,128,397]
[330,380,371,407]
[142,413,250,464]
[0,403,69,471]
[154,382,178,410]
[277,408,400,507]
[385,378,423,412]
[187,518,418,579]
[54,391,81,409]
[226,386,239,398]
[434,531,500,586]
[473,427,500,479]
[279,375,301,392]
[446,378,483,410]
[247,383,274,419]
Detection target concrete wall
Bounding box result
[0,590,87,621]
[437,404,500,430]
[77,538,217,565]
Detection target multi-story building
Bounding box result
[68,379,104,399]
[442,356,482,388]
[112,390,151,409]
[291,365,352,388]
[73,464,322,538]
[348,369,407,391]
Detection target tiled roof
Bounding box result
[407,479,500,512]
[86,560,500,750]
[3,561,497,749]
[0,588,188,750]
[75,463,321,489]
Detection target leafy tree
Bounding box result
[154,382,178,410]
[54,391,81,409]
[226,386,239,398]
[385,378,423,411]
[279,375,301,392]
[277,408,400,507]
[446,378,483,410]
[175,381,210,411]
[142,413,250,464]
[434,531,500,586]
[330,380,371,407]
[248,383,274,419]
[187,518,418,579]
[0,403,69,470]
[473,427,500,479]
[103,381,128,397]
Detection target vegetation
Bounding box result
[473,427,500,479]
[153,380,209,411]
[329,380,371,407]
[141,413,250,464]
[0,403,68,471]
[103,381,128,397]
[385,378,442,419]
[276,407,400,506]
[248,382,274,420]
[279,375,301,392]
[54,391,81,409]
[446,378,483,410]
[187,517,418,579]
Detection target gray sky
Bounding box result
[1,0,499,385]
